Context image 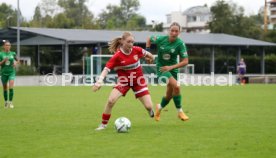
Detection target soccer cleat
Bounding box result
[148,109,154,118]
[4,102,9,108]
[178,111,189,121]
[9,102,14,109]
[155,104,161,121]
[95,124,107,131]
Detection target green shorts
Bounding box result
[1,73,16,84]
[157,70,178,84]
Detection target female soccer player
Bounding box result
[0,40,18,108]
[146,22,189,121]
[93,32,155,130]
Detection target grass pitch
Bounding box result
[0,85,276,158]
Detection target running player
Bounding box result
[146,22,189,121]
[93,32,155,130]
[0,40,18,108]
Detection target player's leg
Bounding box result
[155,72,173,121]
[1,75,9,108]
[167,77,189,121]
[96,84,129,131]
[8,76,15,108]
[138,94,154,118]
[133,77,154,117]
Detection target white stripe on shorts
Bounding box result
[134,87,148,94]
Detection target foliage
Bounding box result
[98,0,146,30]
[0,3,17,28]
[16,65,38,76]
[209,0,262,39]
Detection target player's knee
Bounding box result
[107,97,117,106]
[165,95,172,101]
[174,86,180,94]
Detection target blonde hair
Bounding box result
[108,32,133,53]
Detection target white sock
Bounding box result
[157,104,162,110]
[177,108,183,112]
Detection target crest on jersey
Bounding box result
[171,49,175,53]
[133,55,138,61]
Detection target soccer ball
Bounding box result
[114,117,131,133]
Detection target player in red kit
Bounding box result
[93,32,155,131]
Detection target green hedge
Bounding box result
[16,65,38,76]
[189,54,276,74]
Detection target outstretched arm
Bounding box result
[92,67,109,92]
[144,50,155,64]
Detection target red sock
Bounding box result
[102,113,111,125]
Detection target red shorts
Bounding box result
[114,79,149,98]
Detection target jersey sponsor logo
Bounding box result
[5,61,10,65]
[162,54,171,60]
[133,55,138,61]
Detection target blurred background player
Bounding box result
[0,40,18,108]
[93,32,155,131]
[146,22,189,122]
[237,58,247,84]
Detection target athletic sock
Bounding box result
[3,90,8,101]
[160,96,170,108]
[173,95,182,109]
[9,89,14,101]
[102,113,111,125]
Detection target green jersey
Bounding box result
[0,51,17,75]
[150,35,188,74]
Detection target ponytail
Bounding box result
[108,37,122,53]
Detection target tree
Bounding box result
[209,0,262,39]
[40,0,60,17]
[97,0,146,30]
[29,6,43,27]
[58,0,95,28]
[209,0,235,34]
[0,3,17,28]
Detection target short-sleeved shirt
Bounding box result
[0,51,17,75]
[105,46,147,83]
[150,35,188,76]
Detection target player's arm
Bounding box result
[143,49,155,64]
[146,37,151,50]
[92,55,117,92]
[92,68,109,92]
[0,56,8,65]
[160,42,188,72]
[13,55,19,67]
[160,57,189,72]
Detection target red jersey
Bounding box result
[105,46,147,82]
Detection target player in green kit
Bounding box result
[0,40,18,108]
[146,22,189,121]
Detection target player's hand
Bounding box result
[145,55,155,64]
[145,57,153,64]
[160,66,173,72]
[92,81,102,92]
[13,61,17,67]
[2,58,8,62]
